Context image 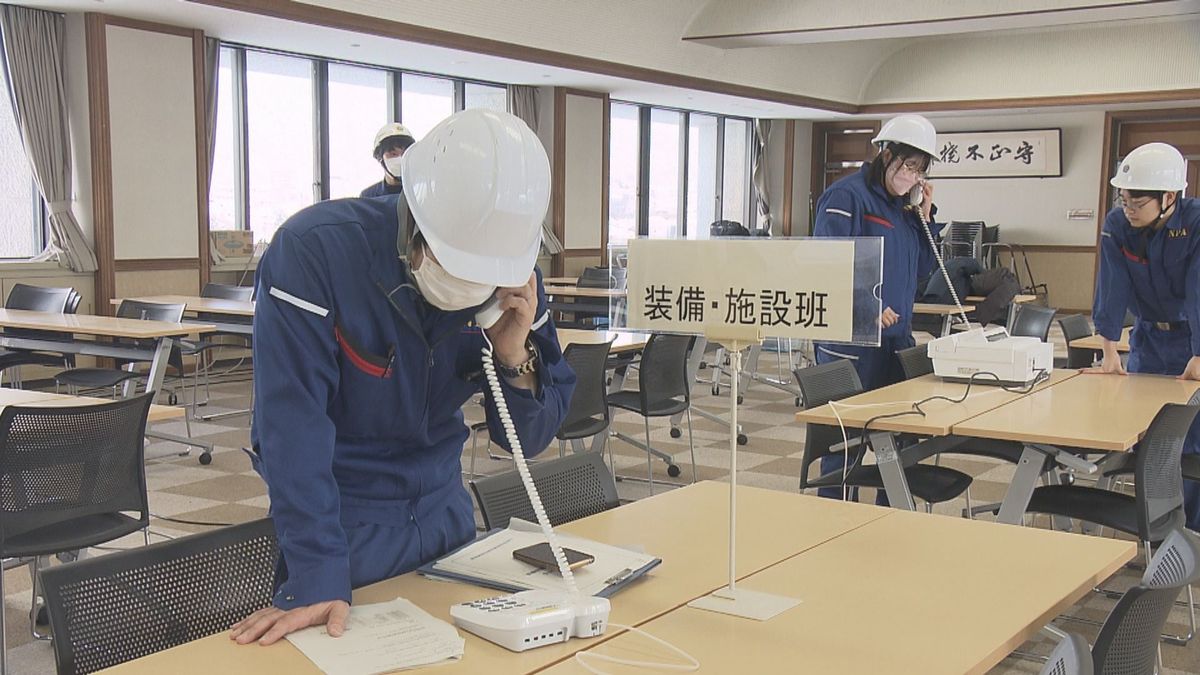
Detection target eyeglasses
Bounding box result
[898,159,927,178]
[1119,196,1155,212]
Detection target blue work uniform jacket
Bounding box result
[1093,198,1200,364]
[359,179,403,198]
[250,195,575,610]
[810,165,944,392]
[813,164,944,340]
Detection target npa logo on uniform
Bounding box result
[1168,229,1189,239]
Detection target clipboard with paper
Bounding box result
[419,519,660,597]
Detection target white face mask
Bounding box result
[411,253,497,311]
[383,154,405,180]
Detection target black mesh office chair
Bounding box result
[470,451,619,530]
[53,300,186,397]
[41,518,278,675]
[793,360,973,510]
[607,334,696,493]
[1010,304,1056,342]
[1038,528,1200,675]
[178,283,255,412]
[1057,314,1096,369]
[895,345,934,380]
[555,341,613,456]
[0,283,77,387]
[0,394,154,671]
[1026,403,1200,644]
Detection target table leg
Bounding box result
[139,336,175,403]
[995,445,1047,525]
[874,435,916,511]
[941,315,952,337]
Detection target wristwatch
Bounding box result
[496,339,539,379]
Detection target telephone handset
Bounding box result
[476,297,505,329]
[908,180,926,210]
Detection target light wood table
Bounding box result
[0,309,215,401]
[545,508,1135,675]
[795,370,1077,512]
[0,389,183,423]
[100,482,891,674]
[557,329,647,355]
[112,295,254,318]
[544,276,578,285]
[544,286,626,299]
[953,372,1200,523]
[1069,327,1131,353]
[913,302,976,336]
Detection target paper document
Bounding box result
[428,519,658,597]
[286,597,464,675]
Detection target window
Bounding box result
[686,114,718,239]
[209,47,237,231]
[607,102,754,242]
[401,74,454,140]
[327,63,389,199]
[647,109,683,239]
[209,43,512,243]
[0,60,43,258]
[245,51,315,244]
[722,118,749,224]
[607,103,640,246]
[464,83,507,112]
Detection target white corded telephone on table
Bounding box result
[453,298,613,653]
[454,295,699,673]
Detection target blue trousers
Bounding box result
[813,334,914,504]
[1127,323,1200,532]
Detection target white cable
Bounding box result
[914,196,971,329]
[573,623,700,675]
[479,333,579,595]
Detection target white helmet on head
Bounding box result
[1110,142,1188,192]
[401,109,549,287]
[872,114,938,158]
[373,123,416,160]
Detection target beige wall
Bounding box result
[995,250,1095,313]
[563,94,605,250]
[114,269,200,299]
[106,25,199,261]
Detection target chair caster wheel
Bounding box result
[737,395,744,405]
[168,393,178,405]
[698,362,707,370]
[35,605,47,626]
[795,397,802,407]
[737,433,748,446]
[670,428,681,438]
[712,385,721,396]
[199,452,212,465]
[667,464,681,478]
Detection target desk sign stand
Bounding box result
[686,327,802,621]
[616,237,882,621]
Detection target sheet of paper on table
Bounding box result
[286,597,464,675]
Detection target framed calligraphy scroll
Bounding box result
[930,129,1062,178]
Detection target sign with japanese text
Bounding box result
[625,239,856,341]
[931,129,1061,178]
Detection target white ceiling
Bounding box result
[683,0,1200,47]
[15,0,1200,119]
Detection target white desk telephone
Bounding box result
[450,590,610,652]
[456,294,612,653]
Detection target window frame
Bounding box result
[614,99,756,241]
[213,41,509,238]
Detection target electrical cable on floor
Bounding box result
[150,514,234,527]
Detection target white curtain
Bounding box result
[0,5,98,272]
[203,37,227,265]
[752,119,773,235]
[507,84,563,255]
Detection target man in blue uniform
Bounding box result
[359,122,416,198]
[231,109,575,645]
[811,114,943,500]
[1090,141,1200,531]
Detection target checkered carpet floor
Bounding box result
[3,324,1198,674]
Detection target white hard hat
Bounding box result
[373,123,416,159]
[401,109,549,287]
[872,114,938,157]
[1110,142,1188,192]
